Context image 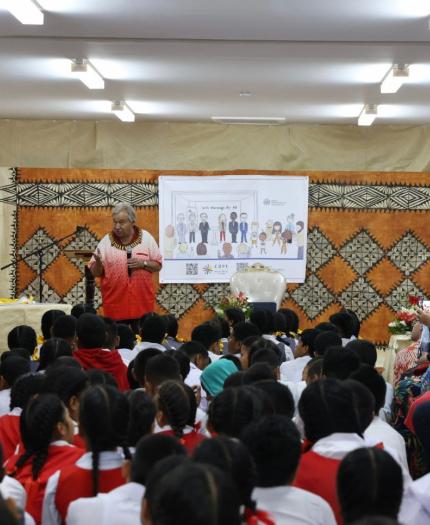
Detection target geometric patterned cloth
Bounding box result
[2,167,430,343]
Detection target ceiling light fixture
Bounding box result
[380,65,409,94]
[357,105,378,126]
[4,0,44,25]
[211,116,285,125]
[111,101,135,122]
[71,59,105,90]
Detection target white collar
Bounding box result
[76,450,124,470]
[312,433,365,460]
[51,440,73,447]
[9,407,22,416]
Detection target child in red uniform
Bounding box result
[7,394,83,525]
[155,380,206,454]
[42,384,130,525]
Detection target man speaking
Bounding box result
[89,203,162,329]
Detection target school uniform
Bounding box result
[134,341,166,353]
[0,475,35,525]
[73,348,129,391]
[280,356,312,383]
[42,450,126,525]
[253,485,337,525]
[293,433,367,524]
[66,481,145,525]
[0,388,11,416]
[185,363,208,412]
[7,441,83,525]
[165,336,183,350]
[263,334,294,361]
[157,424,206,454]
[380,381,394,422]
[0,407,22,461]
[399,472,430,525]
[117,347,135,366]
[364,416,408,472]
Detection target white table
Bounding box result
[0,303,72,354]
[376,333,412,384]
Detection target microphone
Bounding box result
[127,246,132,277]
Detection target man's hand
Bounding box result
[416,307,430,328]
[90,248,104,277]
[127,257,146,269]
[93,248,102,264]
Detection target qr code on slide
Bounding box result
[236,263,249,272]
[186,263,198,276]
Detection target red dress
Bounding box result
[73,347,129,391]
[54,457,126,523]
[7,442,83,525]
[160,428,206,454]
[0,412,21,461]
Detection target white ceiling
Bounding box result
[0,0,429,123]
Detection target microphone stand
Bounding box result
[1,227,83,304]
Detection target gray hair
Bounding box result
[112,202,136,222]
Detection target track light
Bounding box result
[71,60,105,90]
[380,65,409,94]
[111,101,135,122]
[4,0,44,25]
[358,105,378,126]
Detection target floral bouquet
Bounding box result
[388,307,418,335]
[214,291,252,319]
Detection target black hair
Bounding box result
[126,390,156,446]
[7,325,37,356]
[126,360,139,390]
[348,519,400,525]
[180,341,209,361]
[313,331,342,357]
[41,309,66,340]
[250,309,275,335]
[52,315,77,341]
[79,385,131,495]
[338,447,403,523]
[344,379,375,433]
[277,308,300,335]
[322,347,361,380]
[298,378,362,443]
[144,455,189,511]
[116,324,135,350]
[220,354,242,370]
[86,369,118,388]
[249,348,281,369]
[213,316,230,339]
[208,386,266,438]
[232,321,260,343]
[101,317,118,350]
[77,314,106,349]
[145,354,181,389]
[49,356,81,370]
[131,434,186,485]
[314,322,339,333]
[305,357,324,381]
[191,322,221,350]
[1,349,31,363]
[38,338,72,371]
[133,348,162,385]
[329,312,355,339]
[298,328,315,348]
[0,493,18,525]
[192,436,257,511]
[157,381,192,438]
[241,415,301,486]
[413,400,430,469]
[164,350,191,381]
[147,462,241,525]
[350,365,386,414]
[42,366,88,413]
[243,363,276,384]
[224,307,245,326]
[248,337,283,365]
[0,356,30,388]
[223,371,245,389]
[345,309,361,338]
[140,313,166,344]
[70,303,97,319]
[162,314,179,338]
[10,373,45,410]
[346,339,377,368]
[253,380,295,418]
[14,394,68,480]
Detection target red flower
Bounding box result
[408,295,421,306]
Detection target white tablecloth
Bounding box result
[0,303,72,354]
[376,334,412,384]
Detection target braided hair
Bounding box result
[79,385,130,495]
[14,394,67,480]
[157,381,192,439]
